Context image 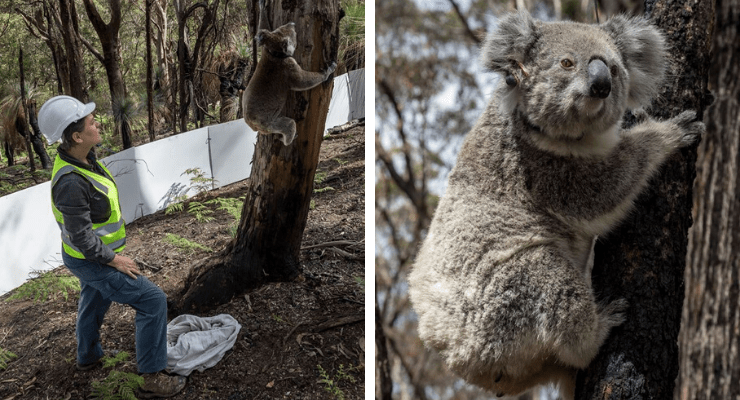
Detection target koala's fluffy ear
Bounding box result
[601,16,668,108]
[480,11,538,74]
[256,29,270,46]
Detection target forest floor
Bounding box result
[0,126,365,399]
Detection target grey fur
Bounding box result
[408,11,704,400]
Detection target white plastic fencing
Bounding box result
[0,69,364,295]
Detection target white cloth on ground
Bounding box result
[166,314,241,376]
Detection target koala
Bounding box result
[242,0,337,146]
[408,11,704,400]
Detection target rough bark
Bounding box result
[26,100,52,170]
[18,48,36,173]
[57,0,88,102]
[146,0,155,142]
[575,1,714,399]
[80,0,130,148]
[677,0,740,398]
[170,0,340,313]
[218,57,249,122]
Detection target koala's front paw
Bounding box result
[631,108,650,124]
[671,110,705,147]
[281,131,296,146]
[324,61,337,81]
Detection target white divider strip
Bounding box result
[208,119,257,188]
[0,182,62,293]
[0,69,364,294]
[324,71,352,132]
[348,69,365,120]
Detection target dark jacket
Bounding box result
[52,149,118,264]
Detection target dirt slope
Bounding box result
[0,126,365,400]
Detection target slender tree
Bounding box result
[79,0,131,148]
[15,1,69,96]
[57,0,88,102]
[146,0,155,142]
[18,48,35,172]
[171,0,340,312]
[575,0,714,398]
[175,0,220,132]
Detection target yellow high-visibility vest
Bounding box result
[50,155,126,259]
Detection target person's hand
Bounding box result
[108,255,141,279]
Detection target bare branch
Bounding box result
[448,0,482,44]
[78,34,104,63]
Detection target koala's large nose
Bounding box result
[588,59,611,99]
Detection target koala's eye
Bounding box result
[610,65,619,76]
[560,58,575,69]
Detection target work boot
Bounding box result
[137,372,187,398]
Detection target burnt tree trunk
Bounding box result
[219,57,249,122]
[575,0,714,399]
[18,48,36,173]
[171,0,340,313]
[27,100,52,169]
[677,0,740,398]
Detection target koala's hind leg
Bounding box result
[261,116,297,146]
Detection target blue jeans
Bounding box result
[62,251,168,373]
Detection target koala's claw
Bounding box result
[326,61,337,74]
[672,110,705,146]
[631,108,649,123]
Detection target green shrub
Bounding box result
[6,271,80,303]
[0,348,17,370]
[90,370,144,400]
[163,233,213,254]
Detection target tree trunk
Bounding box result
[15,1,70,96]
[575,1,714,399]
[146,0,155,142]
[26,100,52,169]
[175,1,219,133]
[375,304,393,400]
[152,0,173,130]
[171,0,340,313]
[677,0,740,398]
[58,0,88,102]
[81,0,129,148]
[176,5,191,134]
[18,48,36,173]
[218,57,249,122]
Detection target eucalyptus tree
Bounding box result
[171,0,342,313]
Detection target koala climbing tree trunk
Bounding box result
[170,0,340,313]
[575,1,714,399]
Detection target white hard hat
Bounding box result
[38,95,96,145]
